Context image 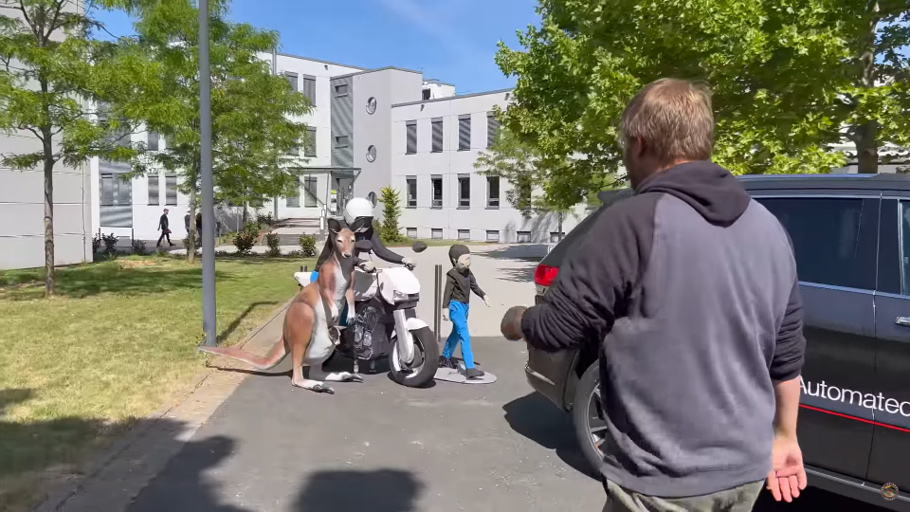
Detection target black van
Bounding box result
[526,174,910,511]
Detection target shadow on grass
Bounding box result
[216,301,279,343]
[0,387,248,512]
[0,262,235,301]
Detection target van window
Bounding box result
[899,202,910,295]
[756,197,877,290]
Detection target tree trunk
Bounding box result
[857,2,880,174]
[856,120,879,174]
[187,199,197,263]
[557,211,564,241]
[43,136,55,297]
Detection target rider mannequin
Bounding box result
[314,197,415,274]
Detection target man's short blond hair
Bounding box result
[620,78,714,163]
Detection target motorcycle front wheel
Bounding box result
[389,326,438,388]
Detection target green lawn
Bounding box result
[0,255,310,511]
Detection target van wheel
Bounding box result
[572,362,607,474]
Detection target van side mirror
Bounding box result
[412,241,427,253]
[367,191,377,208]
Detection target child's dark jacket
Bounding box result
[442,269,486,308]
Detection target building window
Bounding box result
[422,89,431,100]
[486,230,500,243]
[304,127,317,157]
[286,175,300,207]
[406,120,417,154]
[366,97,377,115]
[406,176,417,208]
[517,231,531,243]
[148,174,159,205]
[458,174,470,208]
[147,131,159,151]
[302,75,316,105]
[458,114,471,151]
[487,112,500,149]
[486,176,500,208]
[164,174,177,206]
[303,176,318,208]
[550,232,565,243]
[288,139,299,157]
[334,135,349,148]
[334,83,348,96]
[431,175,443,209]
[431,228,443,240]
[100,173,132,207]
[366,145,377,162]
[458,229,470,241]
[407,227,418,239]
[283,72,298,91]
[431,118,443,153]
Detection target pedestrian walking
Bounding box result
[156,208,174,247]
[501,78,807,511]
[195,212,202,237]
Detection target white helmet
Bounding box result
[344,197,374,232]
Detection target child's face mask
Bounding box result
[456,254,471,271]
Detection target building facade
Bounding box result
[89,51,580,245]
[0,0,93,270]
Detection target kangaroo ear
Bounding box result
[327,218,341,234]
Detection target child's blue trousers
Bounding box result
[443,301,474,369]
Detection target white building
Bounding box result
[0,1,93,270]
[89,51,581,246]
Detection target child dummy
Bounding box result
[440,244,492,379]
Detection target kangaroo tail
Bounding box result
[198,339,288,370]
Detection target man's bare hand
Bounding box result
[766,435,807,502]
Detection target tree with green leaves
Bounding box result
[378,186,405,243]
[475,123,576,236]
[496,0,910,210]
[0,0,149,296]
[115,0,311,261]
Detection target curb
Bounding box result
[35,298,294,512]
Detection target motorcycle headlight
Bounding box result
[392,290,410,302]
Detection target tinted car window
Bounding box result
[756,197,877,290]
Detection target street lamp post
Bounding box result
[199,0,217,347]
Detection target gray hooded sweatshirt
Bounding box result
[521,161,806,498]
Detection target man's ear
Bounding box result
[327,218,341,234]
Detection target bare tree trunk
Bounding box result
[557,211,564,241]
[857,1,880,174]
[43,133,55,297]
[187,199,197,263]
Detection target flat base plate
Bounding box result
[434,366,497,384]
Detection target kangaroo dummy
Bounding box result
[198,218,361,393]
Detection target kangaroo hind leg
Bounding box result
[286,302,333,393]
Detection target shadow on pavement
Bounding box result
[126,435,244,512]
[294,469,425,512]
[502,392,598,480]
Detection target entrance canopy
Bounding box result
[288,165,361,226]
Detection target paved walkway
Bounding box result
[43,243,875,512]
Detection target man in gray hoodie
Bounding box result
[501,79,807,511]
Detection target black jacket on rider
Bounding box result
[314,221,405,272]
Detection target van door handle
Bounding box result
[896,317,910,327]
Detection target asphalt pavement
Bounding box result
[55,242,892,511]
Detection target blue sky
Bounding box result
[96,0,541,94]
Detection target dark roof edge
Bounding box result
[330,66,423,81]
[391,88,514,108]
[275,52,367,72]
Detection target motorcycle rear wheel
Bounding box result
[388,326,438,388]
